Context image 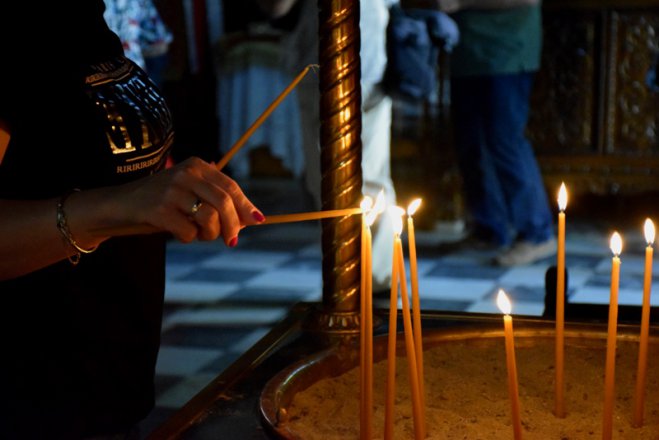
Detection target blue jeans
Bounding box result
[450,73,553,246]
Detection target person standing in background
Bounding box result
[406,0,555,266]
[257,0,399,292]
[213,0,305,181]
[103,0,174,87]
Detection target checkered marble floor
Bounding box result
[138,178,658,437]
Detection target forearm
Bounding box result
[0,190,114,280]
[0,157,265,280]
[401,0,539,13]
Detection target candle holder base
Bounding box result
[301,304,385,345]
[261,315,655,440]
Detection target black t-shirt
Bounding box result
[0,2,173,438]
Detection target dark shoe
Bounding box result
[493,237,557,267]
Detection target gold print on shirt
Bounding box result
[85,58,173,173]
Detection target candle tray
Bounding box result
[260,317,658,439]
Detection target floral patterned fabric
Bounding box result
[103,0,173,69]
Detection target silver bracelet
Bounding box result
[56,188,98,265]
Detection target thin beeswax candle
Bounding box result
[406,198,426,428]
[633,219,655,427]
[555,182,567,418]
[360,197,377,440]
[497,290,523,440]
[602,232,622,440]
[384,230,399,440]
[396,236,424,440]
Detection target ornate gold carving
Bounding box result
[528,11,597,155]
[314,0,363,332]
[607,12,659,154]
[531,7,659,195]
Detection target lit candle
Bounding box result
[366,189,386,431]
[394,214,424,440]
[359,197,373,439]
[555,182,567,418]
[406,198,426,431]
[384,207,404,440]
[366,200,380,440]
[602,232,622,440]
[632,219,655,427]
[91,207,363,236]
[260,208,362,224]
[497,289,523,440]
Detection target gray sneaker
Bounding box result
[493,237,557,267]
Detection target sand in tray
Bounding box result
[282,336,659,439]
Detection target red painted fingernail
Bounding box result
[252,211,266,222]
[229,236,238,248]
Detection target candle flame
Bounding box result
[389,206,405,235]
[610,232,623,256]
[645,218,655,245]
[496,289,512,315]
[558,182,568,211]
[407,198,422,217]
[373,190,387,215]
[360,196,373,212]
[365,207,379,227]
[362,191,386,226]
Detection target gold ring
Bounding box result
[191,199,203,215]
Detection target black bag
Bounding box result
[383,5,458,102]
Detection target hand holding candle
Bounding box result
[555,182,567,418]
[90,65,316,238]
[602,232,622,440]
[497,289,523,440]
[632,219,655,427]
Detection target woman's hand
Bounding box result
[0,157,264,280]
[110,157,265,246]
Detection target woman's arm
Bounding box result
[0,155,264,281]
[0,195,105,280]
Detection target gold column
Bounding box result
[309,0,363,334]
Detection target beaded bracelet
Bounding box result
[56,189,98,265]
